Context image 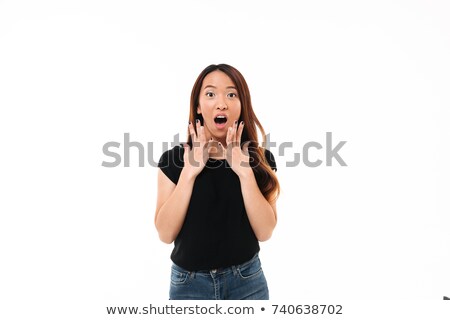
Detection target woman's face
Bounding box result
[197,70,241,145]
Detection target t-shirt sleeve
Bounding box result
[157,145,184,184]
[264,148,277,172]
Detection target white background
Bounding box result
[1,0,449,319]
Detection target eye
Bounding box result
[227,92,237,98]
[206,91,215,98]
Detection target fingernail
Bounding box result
[234,120,238,125]
[196,119,200,124]
[189,121,191,125]
[241,121,244,125]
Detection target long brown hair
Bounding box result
[187,64,280,203]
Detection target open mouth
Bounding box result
[214,115,228,124]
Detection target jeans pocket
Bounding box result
[170,265,191,286]
[237,256,263,280]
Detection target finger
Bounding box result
[196,119,207,146]
[226,125,233,145]
[182,143,190,162]
[206,137,214,149]
[188,122,197,145]
[241,141,252,168]
[218,142,224,156]
[195,119,201,137]
[197,124,205,143]
[188,122,194,140]
[233,120,238,142]
[206,137,214,147]
[236,121,244,144]
[208,140,222,157]
[242,140,251,156]
[229,120,238,143]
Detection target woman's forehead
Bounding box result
[202,70,235,88]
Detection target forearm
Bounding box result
[238,169,277,241]
[155,169,196,243]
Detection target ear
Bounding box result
[196,105,201,114]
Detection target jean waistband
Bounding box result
[174,253,260,275]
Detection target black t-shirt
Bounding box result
[157,144,277,271]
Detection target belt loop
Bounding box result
[232,264,238,276]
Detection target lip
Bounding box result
[214,113,228,119]
[214,122,228,130]
[213,113,228,130]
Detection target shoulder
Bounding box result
[261,147,277,172]
[157,144,185,184]
[158,144,184,165]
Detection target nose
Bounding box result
[216,95,228,109]
[216,102,228,110]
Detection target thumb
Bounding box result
[242,141,251,156]
[182,143,191,163]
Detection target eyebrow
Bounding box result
[203,85,237,90]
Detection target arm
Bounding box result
[225,121,277,241]
[154,168,196,244]
[154,120,211,244]
[238,169,277,242]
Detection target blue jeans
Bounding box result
[169,253,269,300]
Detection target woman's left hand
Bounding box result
[224,121,253,178]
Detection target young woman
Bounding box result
[155,64,280,300]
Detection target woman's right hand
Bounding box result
[182,120,211,178]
